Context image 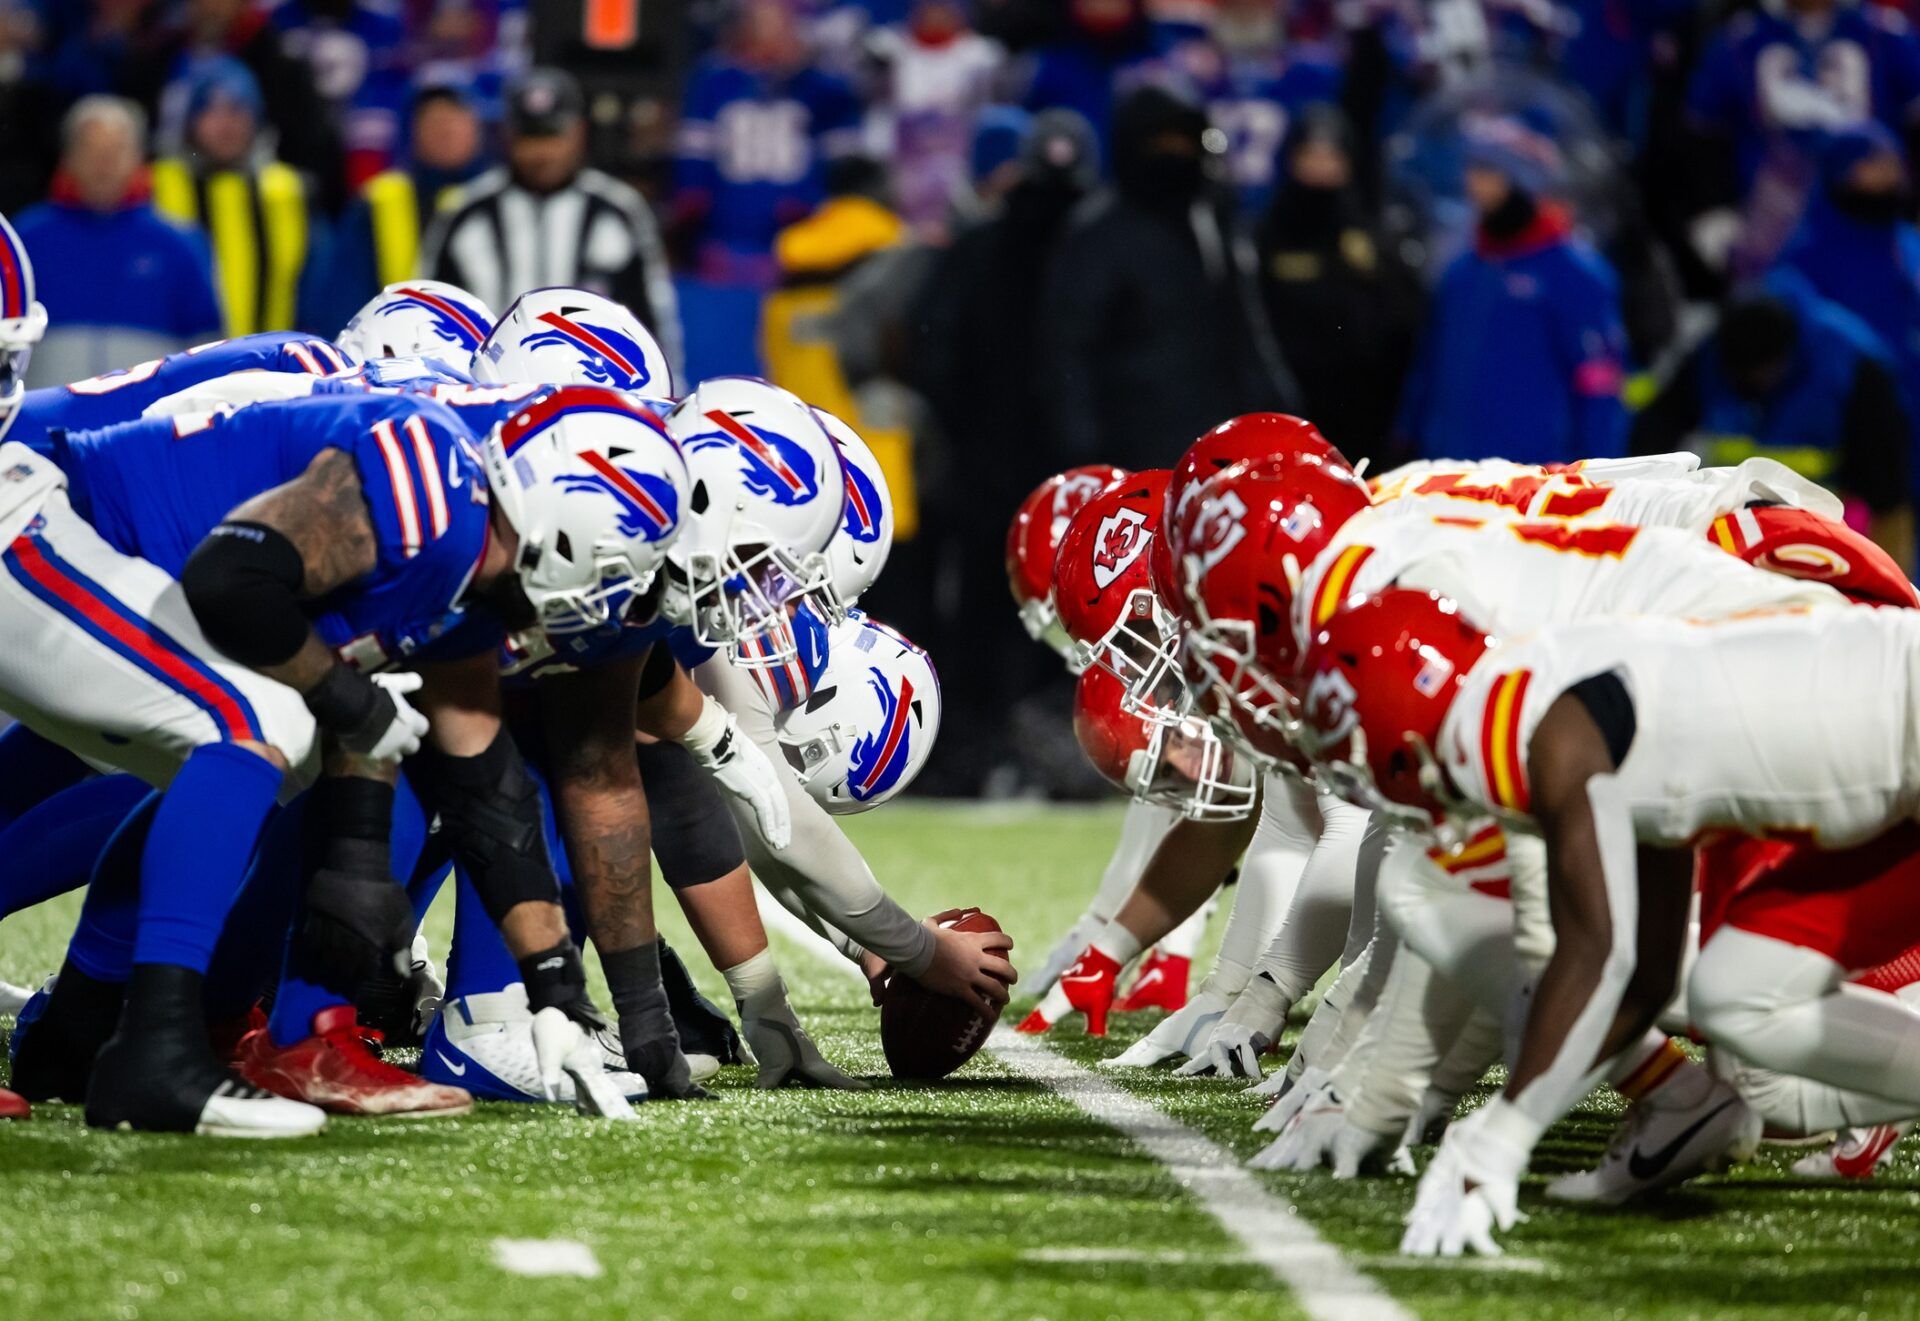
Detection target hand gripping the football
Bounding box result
[913,918,1016,1014]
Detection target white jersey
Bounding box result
[1437,608,1920,849]
[1365,455,1842,535]
[1292,507,1847,654]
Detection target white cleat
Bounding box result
[1790,1123,1911,1179]
[1099,989,1231,1070]
[0,979,33,1017]
[426,987,647,1107]
[1546,1076,1761,1205]
[195,1079,328,1139]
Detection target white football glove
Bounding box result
[1253,1065,1328,1133]
[1399,1103,1531,1258]
[1250,1083,1347,1170]
[683,695,792,848]
[1176,974,1289,1079]
[530,1006,638,1120]
[357,671,430,761]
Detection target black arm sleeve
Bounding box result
[1839,356,1911,511]
[1629,348,1704,457]
[180,521,312,668]
[413,726,561,924]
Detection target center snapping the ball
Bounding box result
[880,908,1008,1080]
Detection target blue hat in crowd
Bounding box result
[1818,120,1904,186]
[971,106,1031,183]
[185,56,265,123]
[1462,115,1564,196]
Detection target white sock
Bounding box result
[1093,923,1144,966]
[722,947,782,1012]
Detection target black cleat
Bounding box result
[8,960,125,1103]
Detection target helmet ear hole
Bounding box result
[691,481,709,515]
[554,530,574,563]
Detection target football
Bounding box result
[880,908,1008,1080]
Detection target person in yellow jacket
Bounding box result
[309,81,492,335]
[150,58,321,338]
[762,157,923,538]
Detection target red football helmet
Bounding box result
[1709,506,1920,610]
[1007,464,1130,660]
[1169,453,1372,684]
[1054,471,1180,713]
[1179,623,1309,777]
[1075,657,1257,818]
[1297,588,1492,826]
[1166,413,1349,534]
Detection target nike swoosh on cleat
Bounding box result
[436,1051,468,1077]
[1626,1099,1738,1181]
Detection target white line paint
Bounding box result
[1022,1246,1241,1265]
[990,1028,1415,1321]
[490,1238,603,1278]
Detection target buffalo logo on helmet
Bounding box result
[847,668,917,801]
[1091,507,1150,589]
[555,453,679,541]
[394,286,489,349]
[1186,489,1248,578]
[684,408,820,506]
[840,451,884,544]
[521,309,657,389]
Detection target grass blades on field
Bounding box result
[7,800,1920,1319]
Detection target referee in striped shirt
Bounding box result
[422,68,682,377]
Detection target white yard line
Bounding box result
[990,1027,1416,1321]
[490,1238,603,1278]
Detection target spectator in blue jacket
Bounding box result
[1634,273,1914,568]
[14,94,222,385]
[1396,118,1629,466]
[1774,123,1920,480]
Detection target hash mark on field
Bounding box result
[490,1238,603,1278]
[991,1028,1415,1321]
[1023,1246,1241,1265]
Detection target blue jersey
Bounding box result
[14,332,359,439]
[56,393,489,668]
[674,57,864,256]
[1688,5,1920,194]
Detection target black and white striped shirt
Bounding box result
[421,166,683,378]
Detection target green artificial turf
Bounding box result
[4,801,1920,1319]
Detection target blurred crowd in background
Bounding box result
[5,0,1920,792]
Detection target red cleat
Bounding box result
[237,1007,473,1117]
[1058,948,1121,1037]
[208,1004,269,1066]
[0,1087,28,1120]
[1117,950,1191,1014]
[1015,1007,1053,1034]
[1833,1124,1908,1179]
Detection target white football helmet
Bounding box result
[336,280,495,366]
[810,405,894,616]
[473,287,673,396]
[775,611,940,813]
[660,377,845,664]
[481,386,689,633]
[0,211,47,436]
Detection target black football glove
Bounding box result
[300,866,416,1000]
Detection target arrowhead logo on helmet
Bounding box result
[1187,489,1248,577]
[686,408,819,505]
[1091,508,1150,588]
[848,670,916,801]
[1053,471,1111,535]
[523,309,658,389]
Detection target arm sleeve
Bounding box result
[694,655,936,975]
[1838,354,1912,511]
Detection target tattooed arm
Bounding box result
[538,655,657,954]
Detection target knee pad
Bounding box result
[412,731,559,925]
[635,740,746,888]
